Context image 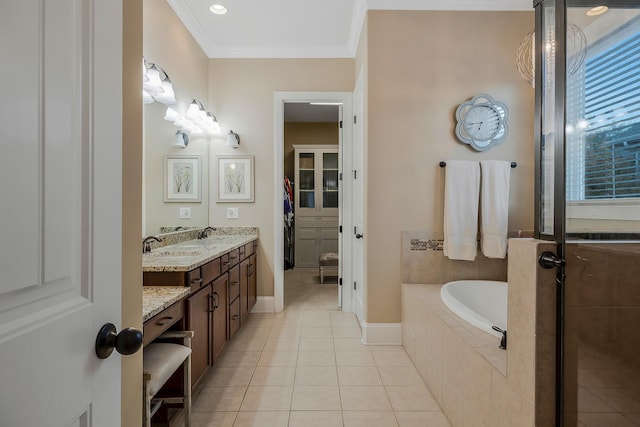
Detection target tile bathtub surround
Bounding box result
[402,239,557,427]
[401,231,508,284]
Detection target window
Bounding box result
[566,17,640,203]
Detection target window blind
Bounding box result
[566,27,640,200]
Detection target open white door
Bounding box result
[338,105,344,308]
[0,1,127,426]
[352,71,365,324]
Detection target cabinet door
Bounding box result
[240,258,250,324]
[295,150,317,216]
[186,284,212,389]
[211,274,228,363]
[247,254,257,312]
[228,264,240,303]
[294,226,318,268]
[319,151,339,217]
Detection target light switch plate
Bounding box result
[179,207,191,219]
[227,207,239,219]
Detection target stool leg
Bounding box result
[320,266,324,284]
[143,375,151,427]
[184,354,192,427]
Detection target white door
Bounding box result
[352,70,365,323]
[337,106,344,308]
[0,1,125,426]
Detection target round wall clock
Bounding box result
[455,94,509,151]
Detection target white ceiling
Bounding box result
[167,0,533,59]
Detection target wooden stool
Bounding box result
[319,252,339,284]
[143,331,194,427]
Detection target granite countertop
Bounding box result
[142,234,258,272]
[143,286,190,322]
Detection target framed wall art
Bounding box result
[164,155,201,202]
[217,155,254,202]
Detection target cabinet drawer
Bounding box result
[228,265,240,302]
[229,297,240,339]
[202,257,221,284]
[143,300,184,346]
[243,242,255,258]
[187,268,204,291]
[220,253,230,274]
[227,248,240,267]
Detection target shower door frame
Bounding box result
[533,1,568,425]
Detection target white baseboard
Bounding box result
[360,322,402,346]
[251,296,275,313]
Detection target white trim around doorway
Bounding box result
[274,91,354,313]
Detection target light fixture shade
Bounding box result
[144,65,162,94]
[142,90,154,104]
[187,99,205,120]
[164,107,180,122]
[155,79,176,104]
[173,131,189,148]
[226,130,240,149]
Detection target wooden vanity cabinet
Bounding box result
[186,284,212,389]
[144,239,258,391]
[240,252,257,324]
[211,274,228,362]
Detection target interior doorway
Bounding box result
[283,103,341,310]
[274,92,354,313]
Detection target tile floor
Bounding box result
[176,270,452,427]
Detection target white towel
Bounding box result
[443,161,480,261]
[480,160,511,259]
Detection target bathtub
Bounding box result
[440,280,507,338]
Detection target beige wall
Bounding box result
[208,59,355,297]
[365,11,535,323]
[122,1,143,426]
[284,122,338,178]
[143,0,210,235]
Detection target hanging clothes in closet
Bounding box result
[284,177,294,269]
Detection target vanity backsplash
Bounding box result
[152,227,259,249]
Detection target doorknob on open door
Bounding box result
[95,323,143,359]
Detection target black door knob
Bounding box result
[95,323,143,359]
[538,251,566,269]
[355,233,363,239]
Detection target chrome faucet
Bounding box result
[198,227,217,239]
[142,236,162,253]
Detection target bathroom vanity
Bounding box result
[142,232,258,391]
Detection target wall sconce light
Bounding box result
[226,130,240,149]
[173,130,189,148]
[142,59,176,105]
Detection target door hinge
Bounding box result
[339,225,342,233]
[353,170,357,179]
[339,278,342,286]
[353,281,357,290]
[339,172,343,181]
[339,120,343,128]
[354,115,357,124]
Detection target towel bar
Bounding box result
[439,161,517,168]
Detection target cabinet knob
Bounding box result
[232,314,239,320]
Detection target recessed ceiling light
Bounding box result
[587,5,608,16]
[210,4,227,15]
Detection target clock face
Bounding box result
[463,105,501,142]
[455,94,509,151]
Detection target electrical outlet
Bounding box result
[179,207,191,219]
[227,207,239,219]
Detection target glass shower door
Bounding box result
[536,1,640,425]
